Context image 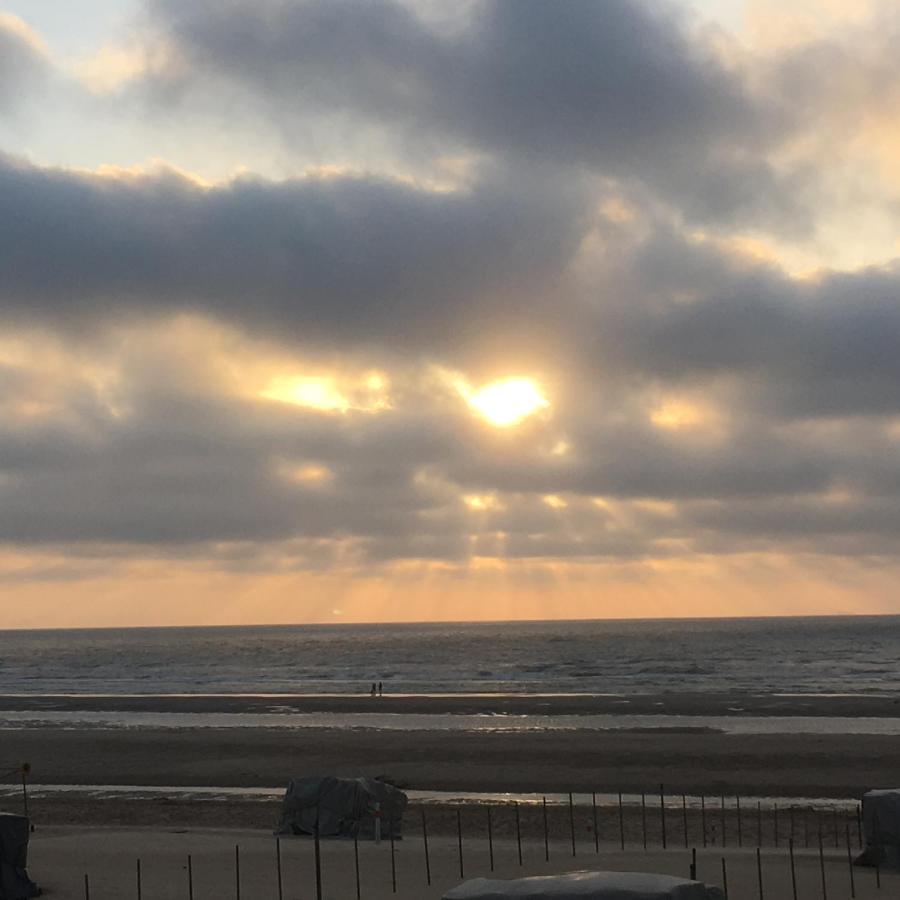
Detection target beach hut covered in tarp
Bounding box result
[0,813,40,899]
[443,871,725,899]
[857,789,900,867]
[277,776,407,839]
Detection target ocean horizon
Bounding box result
[1,614,897,698]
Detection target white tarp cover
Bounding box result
[857,790,900,867]
[442,871,725,900]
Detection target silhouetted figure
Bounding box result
[378,681,383,697]
[370,683,377,697]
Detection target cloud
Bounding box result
[7,0,900,619]
[589,226,900,419]
[136,0,798,228]
[0,13,50,113]
[0,155,584,356]
[5,297,900,570]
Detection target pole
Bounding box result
[21,770,29,821]
[515,802,523,866]
[720,795,726,848]
[422,809,432,885]
[390,813,397,894]
[789,839,798,900]
[136,858,142,900]
[568,793,576,857]
[543,797,549,862]
[819,830,828,900]
[457,808,465,878]
[188,854,194,900]
[488,805,495,870]
[641,792,647,850]
[721,857,728,900]
[275,839,282,900]
[314,820,323,900]
[690,847,697,881]
[756,847,764,900]
[618,792,625,850]
[592,792,599,854]
[846,825,856,898]
[84,874,90,900]
[354,834,361,900]
[235,844,241,900]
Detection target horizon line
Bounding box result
[2,610,896,633]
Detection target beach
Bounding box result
[5,725,899,798]
[4,690,900,798]
[4,625,900,896]
[4,691,897,895]
[22,826,896,899]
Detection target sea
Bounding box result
[2,616,898,805]
[0,615,897,697]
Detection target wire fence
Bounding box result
[6,773,893,899]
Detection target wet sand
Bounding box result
[2,724,898,798]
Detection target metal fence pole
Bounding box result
[542,797,549,862]
[422,808,432,885]
[515,802,523,866]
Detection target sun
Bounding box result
[467,377,549,428]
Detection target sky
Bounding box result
[3,0,900,627]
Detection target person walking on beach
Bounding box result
[370,682,377,697]
[378,681,383,697]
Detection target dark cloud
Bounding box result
[141,0,797,228]
[5,1,900,576]
[586,227,900,418]
[5,317,900,565]
[0,155,584,353]
[4,149,900,564]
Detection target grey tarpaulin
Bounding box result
[857,789,900,867]
[443,871,725,900]
[276,776,407,839]
[0,813,40,899]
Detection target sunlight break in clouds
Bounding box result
[458,377,550,428]
[260,372,391,414]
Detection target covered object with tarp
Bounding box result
[0,813,40,899]
[277,776,407,839]
[857,789,900,867]
[443,871,725,900]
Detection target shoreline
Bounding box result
[3,690,900,717]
